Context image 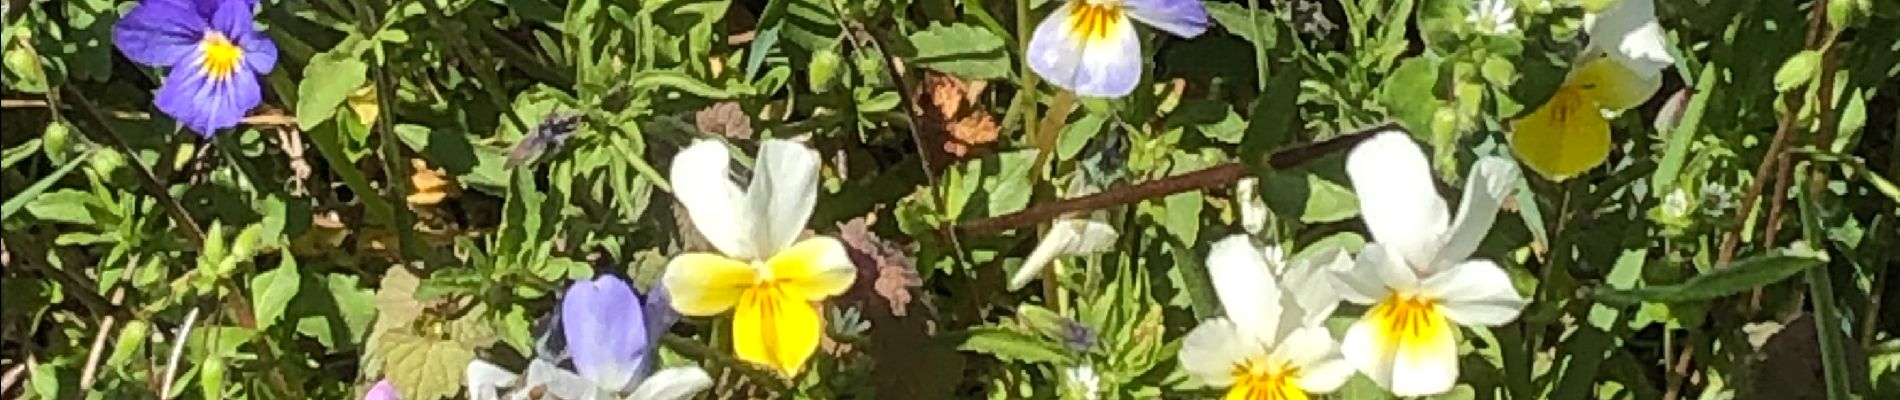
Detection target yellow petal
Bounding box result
[1342,294,1459,396]
[663,253,758,316]
[732,285,822,377]
[767,236,857,301]
[1511,86,1610,181]
[1569,56,1660,112]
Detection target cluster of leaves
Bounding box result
[1,0,1897,399]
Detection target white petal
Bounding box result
[1584,0,1674,77]
[1296,357,1356,394]
[1178,318,1253,387]
[1329,243,1418,304]
[1423,260,1527,327]
[1341,308,1460,397]
[1283,246,1349,325]
[1237,177,1268,235]
[1008,217,1119,291]
[465,359,520,400]
[1274,326,1352,394]
[1207,235,1286,343]
[625,366,714,400]
[1434,156,1520,270]
[670,140,756,259]
[1026,3,1144,97]
[747,139,821,257]
[1346,131,1450,268]
[518,359,599,400]
[1267,326,1340,371]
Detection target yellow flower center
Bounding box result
[1225,359,1306,400]
[1373,292,1446,341]
[1067,1,1125,42]
[198,32,243,81]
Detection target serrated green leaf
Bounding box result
[1594,248,1826,306]
[379,332,476,400]
[250,251,301,330]
[950,327,1073,364]
[906,23,1012,80]
[296,49,370,129]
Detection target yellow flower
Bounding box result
[1512,0,1673,181]
[663,140,857,377]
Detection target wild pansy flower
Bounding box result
[1180,235,1355,399]
[1510,0,1672,180]
[663,139,857,377]
[113,0,277,136]
[465,275,711,400]
[364,379,398,400]
[1026,0,1209,97]
[1331,132,1527,397]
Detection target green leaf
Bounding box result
[1651,64,1716,193]
[24,190,99,225]
[949,327,1073,364]
[1773,50,1820,93]
[1203,2,1278,47]
[1378,57,1444,135]
[379,332,476,400]
[249,251,301,330]
[296,49,370,129]
[905,23,1013,80]
[1593,248,1827,306]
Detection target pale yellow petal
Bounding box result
[1511,86,1611,181]
[663,253,758,316]
[732,285,822,377]
[767,236,857,301]
[1571,56,1661,111]
[1341,294,1460,397]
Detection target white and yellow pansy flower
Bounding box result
[1512,0,1674,180]
[1027,0,1209,97]
[1180,235,1355,399]
[1333,132,1528,397]
[662,139,857,377]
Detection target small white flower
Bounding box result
[1062,362,1103,400]
[1178,235,1355,398]
[1467,0,1518,34]
[1330,131,1528,397]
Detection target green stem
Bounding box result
[1245,0,1269,89]
[1016,0,1039,146]
[1797,164,1854,400]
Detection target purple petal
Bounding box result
[235,31,277,75]
[363,379,399,400]
[1124,0,1210,38]
[188,0,255,19]
[113,0,210,67]
[154,54,261,136]
[561,275,647,392]
[207,0,275,75]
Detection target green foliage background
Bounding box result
[2,0,1897,399]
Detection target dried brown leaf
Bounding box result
[696,102,753,140]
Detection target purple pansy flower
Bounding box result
[467,275,710,400]
[561,275,650,392]
[113,0,278,136]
